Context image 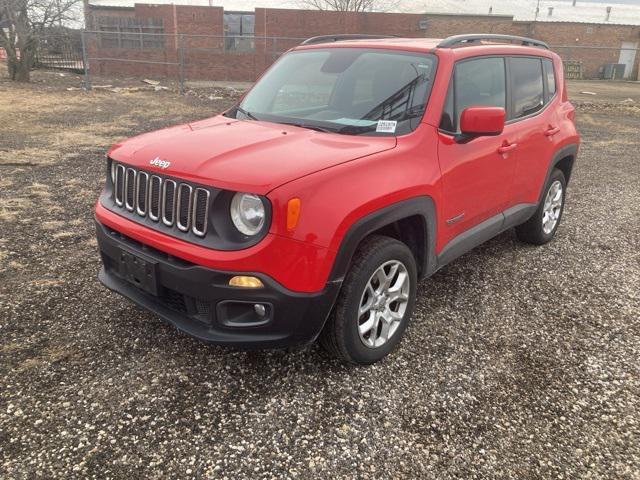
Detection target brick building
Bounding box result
[83,0,640,81]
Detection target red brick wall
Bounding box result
[86,4,640,81]
[177,6,224,49]
[525,22,640,78]
[255,8,429,38]
[91,48,179,78]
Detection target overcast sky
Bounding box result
[561,0,640,3]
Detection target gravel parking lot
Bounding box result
[1,71,639,479]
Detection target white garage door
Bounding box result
[618,42,638,79]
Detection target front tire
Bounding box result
[516,169,567,245]
[320,235,417,364]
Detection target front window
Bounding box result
[227,48,437,136]
[440,56,506,133]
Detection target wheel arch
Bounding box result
[328,196,438,284]
[540,143,579,203]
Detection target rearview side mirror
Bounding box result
[457,106,506,142]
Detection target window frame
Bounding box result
[542,57,557,103]
[439,53,559,135]
[505,55,555,124]
[439,54,508,135]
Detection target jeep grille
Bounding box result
[112,162,210,238]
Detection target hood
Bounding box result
[108,115,397,194]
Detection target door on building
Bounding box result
[618,42,638,79]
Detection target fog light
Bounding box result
[254,304,266,317]
[229,276,264,288]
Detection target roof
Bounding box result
[298,37,444,51]
[295,36,557,58]
[87,0,640,26]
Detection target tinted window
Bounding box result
[439,81,455,132]
[511,57,544,118]
[441,57,506,133]
[543,58,556,99]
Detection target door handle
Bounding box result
[497,142,518,154]
[545,126,561,136]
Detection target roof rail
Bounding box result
[437,34,549,49]
[301,34,397,45]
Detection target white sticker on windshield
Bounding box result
[376,120,397,133]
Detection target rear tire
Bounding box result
[516,169,567,245]
[320,235,417,364]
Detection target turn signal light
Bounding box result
[287,198,301,231]
[229,276,264,288]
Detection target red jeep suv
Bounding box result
[95,34,579,364]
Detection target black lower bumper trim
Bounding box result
[96,221,340,349]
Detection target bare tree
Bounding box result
[298,0,398,13]
[0,0,81,82]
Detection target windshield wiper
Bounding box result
[337,104,428,135]
[235,106,259,121]
[336,124,377,135]
[279,121,337,133]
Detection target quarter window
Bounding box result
[543,58,556,100]
[440,57,506,133]
[511,57,545,118]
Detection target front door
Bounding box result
[437,56,516,247]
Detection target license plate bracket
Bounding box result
[118,249,159,296]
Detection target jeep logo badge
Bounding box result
[149,157,170,169]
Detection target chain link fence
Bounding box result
[80,31,307,93]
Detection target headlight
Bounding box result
[230,192,265,236]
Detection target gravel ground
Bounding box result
[1,71,639,479]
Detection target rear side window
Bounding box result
[510,57,544,118]
[440,57,506,133]
[542,58,556,99]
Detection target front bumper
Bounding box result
[96,221,341,348]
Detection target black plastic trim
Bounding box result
[301,34,398,45]
[437,34,549,49]
[437,203,537,268]
[329,196,438,283]
[96,221,341,349]
[540,143,579,196]
[102,158,272,251]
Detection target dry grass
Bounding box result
[0,87,206,166]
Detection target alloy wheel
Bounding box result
[357,260,410,349]
[542,180,564,234]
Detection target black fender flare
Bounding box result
[328,196,438,283]
[538,143,579,204]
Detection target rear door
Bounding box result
[507,56,562,206]
[437,56,518,246]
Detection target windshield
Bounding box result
[227,48,437,136]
